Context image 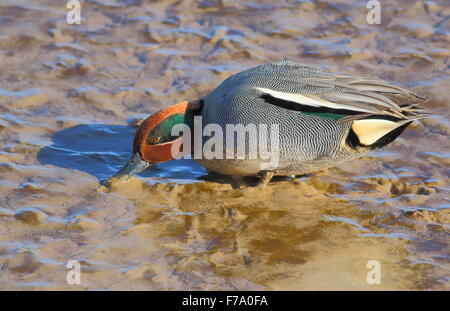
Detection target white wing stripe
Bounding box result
[255,87,374,113]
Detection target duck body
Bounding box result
[195,59,425,178]
[108,60,427,186]
[196,107,357,177]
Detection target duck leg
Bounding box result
[256,171,274,187]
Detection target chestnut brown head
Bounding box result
[107,101,198,185]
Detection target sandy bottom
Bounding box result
[0,0,449,290]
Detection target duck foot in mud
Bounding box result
[256,171,275,187]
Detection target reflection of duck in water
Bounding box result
[107,59,428,187]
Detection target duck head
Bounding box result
[106,101,200,185]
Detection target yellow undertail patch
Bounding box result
[352,119,403,146]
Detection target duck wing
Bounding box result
[250,60,426,119]
[247,59,429,146]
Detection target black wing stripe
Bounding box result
[260,93,361,116]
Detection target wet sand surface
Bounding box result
[0,0,449,290]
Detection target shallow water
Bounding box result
[0,0,449,290]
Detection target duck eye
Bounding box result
[152,136,161,144]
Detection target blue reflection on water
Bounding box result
[38,124,207,182]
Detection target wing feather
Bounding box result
[251,60,427,121]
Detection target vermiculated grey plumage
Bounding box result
[196,59,428,177]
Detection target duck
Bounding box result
[107,59,428,187]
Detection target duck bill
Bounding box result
[107,152,149,185]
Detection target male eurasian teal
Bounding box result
[107,60,427,186]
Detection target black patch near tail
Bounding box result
[346,121,412,150]
[369,121,412,149]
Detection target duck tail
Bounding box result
[398,101,431,120]
[386,91,430,120]
[346,94,429,150]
